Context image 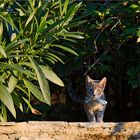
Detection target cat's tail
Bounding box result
[66,81,85,103]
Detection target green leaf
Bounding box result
[58,32,84,39]
[66,20,87,28]
[0,20,3,42]
[15,8,25,16]
[40,65,64,87]
[6,38,28,54]
[0,45,7,58]
[29,0,36,10]
[130,4,138,9]
[47,53,65,64]
[137,36,140,43]
[0,77,5,83]
[29,57,51,105]
[7,72,18,94]
[0,83,16,118]
[11,92,23,112]
[24,79,47,103]
[0,12,19,32]
[0,63,34,78]
[64,2,82,24]
[41,19,64,34]
[51,44,78,56]
[37,10,49,33]
[62,0,69,15]
[25,8,37,27]
[59,0,62,16]
[0,103,7,122]
[22,97,33,110]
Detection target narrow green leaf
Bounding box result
[58,32,84,39]
[7,72,18,94]
[29,57,51,105]
[25,8,37,27]
[11,92,23,112]
[40,65,64,87]
[137,36,140,43]
[62,0,69,15]
[24,80,47,103]
[15,8,25,16]
[0,77,5,83]
[67,20,87,28]
[15,2,28,15]
[0,12,19,32]
[0,63,34,78]
[0,114,5,122]
[6,38,28,54]
[22,97,33,110]
[51,44,78,56]
[0,83,16,118]
[41,19,64,34]
[0,20,3,42]
[0,45,7,58]
[37,10,49,33]
[1,103,7,122]
[47,53,64,64]
[29,0,36,10]
[64,2,82,24]
[59,0,62,16]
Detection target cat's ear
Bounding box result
[98,77,107,88]
[86,75,91,82]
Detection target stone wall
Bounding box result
[0,121,140,140]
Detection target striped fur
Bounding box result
[67,75,107,122]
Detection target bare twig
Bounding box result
[93,17,120,52]
[84,46,116,76]
[84,50,108,76]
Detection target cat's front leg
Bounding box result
[84,104,96,122]
[96,109,105,122]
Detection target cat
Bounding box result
[67,75,107,122]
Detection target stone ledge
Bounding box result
[0,121,140,140]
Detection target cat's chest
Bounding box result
[84,97,105,112]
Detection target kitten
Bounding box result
[67,75,107,122]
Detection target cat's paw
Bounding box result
[96,120,104,123]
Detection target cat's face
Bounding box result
[86,75,107,99]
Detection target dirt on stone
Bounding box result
[0,121,140,140]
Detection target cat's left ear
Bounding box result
[86,75,91,82]
[98,77,107,88]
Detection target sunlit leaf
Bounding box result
[47,53,64,64]
[24,79,47,103]
[11,92,23,112]
[29,57,51,105]
[51,44,78,56]
[62,0,69,15]
[7,72,18,94]
[0,103,7,122]
[0,45,7,58]
[137,36,140,43]
[25,8,37,27]
[37,10,49,33]
[0,83,16,118]
[0,12,19,32]
[40,65,64,87]
[0,20,3,42]
[0,63,34,78]
[6,38,28,54]
[58,32,84,39]
[15,8,25,16]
